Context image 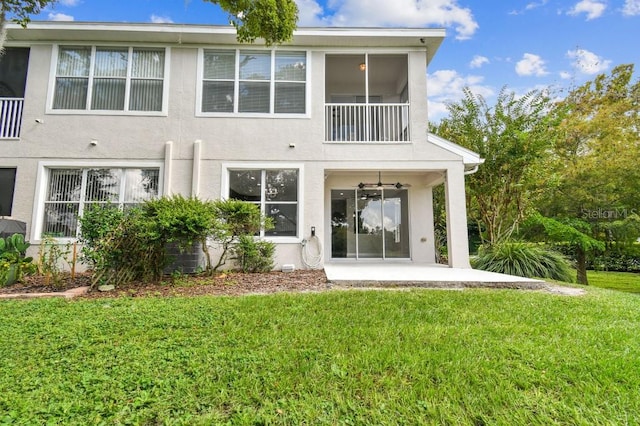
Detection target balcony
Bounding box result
[0,98,24,139]
[325,103,410,142]
[325,53,410,143]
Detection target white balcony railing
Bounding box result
[325,103,410,142]
[0,98,24,139]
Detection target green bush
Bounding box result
[142,195,220,273]
[550,242,640,273]
[78,197,274,287]
[79,205,166,287]
[589,243,640,272]
[473,242,574,282]
[232,235,275,273]
[0,234,36,286]
[211,199,272,271]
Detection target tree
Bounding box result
[209,0,298,45]
[1,0,54,50]
[523,213,605,285]
[1,0,299,50]
[538,64,640,283]
[434,87,558,245]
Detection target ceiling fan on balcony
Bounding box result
[357,171,411,190]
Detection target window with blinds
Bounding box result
[53,46,166,112]
[42,167,160,238]
[202,50,306,115]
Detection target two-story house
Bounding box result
[0,21,481,271]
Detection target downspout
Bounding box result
[192,140,201,197]
[164,141,173,195]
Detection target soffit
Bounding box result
[5,22,445,64]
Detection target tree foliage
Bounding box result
[537,64,640,283]
[204,0,298,45]
[434,87,557,245]
[0,0,53,27]
[545,64,640,219]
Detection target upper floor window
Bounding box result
[200,49,307,115]
[52,46,167,113]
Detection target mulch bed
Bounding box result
[1,270,330,299]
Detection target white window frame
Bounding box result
[46,45,170,116]
[31,160,164,242]
[221,162,304,243]
[196,49,310,118]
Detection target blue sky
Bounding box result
[28,0,640,121]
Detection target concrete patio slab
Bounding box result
[324,263,546,290]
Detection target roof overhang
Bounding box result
[4,22,445,64]
[428,133,484,174]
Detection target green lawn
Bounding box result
[587,270,640,293]
[1,286,639,424]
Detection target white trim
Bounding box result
[31,160,164,243]
[221,162,305,244]
[427,132,484,167]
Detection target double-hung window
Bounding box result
[52,46,166,113]
[41,167,160,238]
[201,50,307,115]
[227,168,299,237]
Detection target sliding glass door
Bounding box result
[331,189,409,259]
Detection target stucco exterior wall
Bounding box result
[1,25,478,271]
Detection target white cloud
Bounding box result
[568,0,606,20]
[298,0,479,40]
[559,71,573,79]
[515,53,549,76]
[510,0,549,15]
[150,14,174,24]
[295,0,329,26]
[623,0,640,15]
[58,0,81,6]
[469,55,489,69]
[48,12,74,21]
[427,69,494,121]
[567,48,611,74]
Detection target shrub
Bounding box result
[79,205,166,287]
[78,197,274,287]
[589,243,640,272]
[142,195,220,273]
[37,235,73,289]
[232,235,275,273]
[0,234,36,285]
[473,242,574,282]
[211,199,272,271]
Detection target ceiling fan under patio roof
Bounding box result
[357,171,411,190]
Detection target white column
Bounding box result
[444,164,471,268]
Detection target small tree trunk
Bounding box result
[576,247,589,285]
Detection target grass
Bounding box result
[587,270,640,293]
[1,287,639,424]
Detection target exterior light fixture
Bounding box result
[359,62,366,71]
